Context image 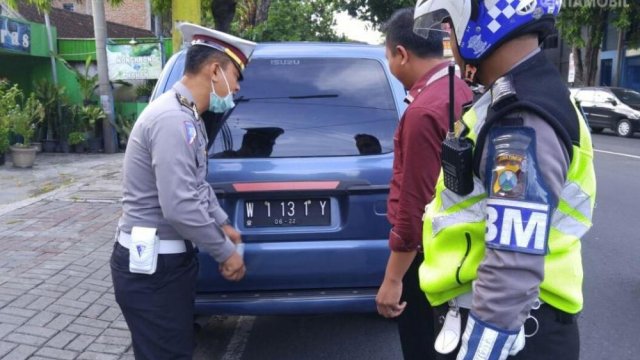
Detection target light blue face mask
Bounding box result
[209,69,235,114]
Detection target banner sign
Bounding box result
[0,16,31,54]
[107,43,162,80]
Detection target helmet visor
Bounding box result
[413,8,451,40]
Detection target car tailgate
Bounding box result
[196,155,392,292]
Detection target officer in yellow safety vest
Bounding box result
[412,1,596,359]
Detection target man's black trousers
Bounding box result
[111,242,199,360]
[397,252,437,360]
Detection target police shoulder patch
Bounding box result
[183,121,197,145]
[485,198,549,255]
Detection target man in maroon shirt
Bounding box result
[376,8,473,360]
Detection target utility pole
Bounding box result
[43,12,61,140]
[154,14,165,66]
[172,0,202,54]
[91,0,117,154]
[613,29,626,87]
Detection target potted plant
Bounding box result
[135,80,156,102]
[0,80,16,165]
[115,113,135,149]
[61,56,99,105]
[0,116,9,165]
[56,103,78,153]
[68,131,87,153]
[9,91,45,168]
[79,105,106,152]
[33,79,67,152]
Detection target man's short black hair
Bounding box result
[382,7,443,59]
[184,45,231,75]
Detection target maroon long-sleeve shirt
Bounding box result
[388,62,473,252]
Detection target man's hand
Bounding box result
[376,277,407,318]
[220,252,245,281]
[222,224,242,244]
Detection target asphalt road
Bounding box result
[580,130,640,360]
[194,130,640,360]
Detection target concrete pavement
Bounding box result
[0,152,134,360]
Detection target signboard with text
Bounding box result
[0,16,31,54]
[106,43,162,80]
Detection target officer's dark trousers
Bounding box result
[111,242,199,360]
[432,303,579,360]
[397,252,437,360]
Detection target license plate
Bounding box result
[244,198,331,228]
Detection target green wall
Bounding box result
[0,54,81,104]
[0,16,64,97]
[29,21,56,57]
[115,102,148,121]
[0,54,46,94]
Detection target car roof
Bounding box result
[249,42,386,60]
[570,86,640,95]
[571,86,617,92]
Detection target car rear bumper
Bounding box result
[196,239,389,292]
[195,288,378,315]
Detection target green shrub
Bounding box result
[0,82,44,148]
[68,131,86,145]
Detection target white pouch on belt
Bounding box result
[129,226,159,274]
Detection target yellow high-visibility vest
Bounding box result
[419,94,596,314]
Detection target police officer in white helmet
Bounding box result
[412,1,596,359]
[110,23,256,359]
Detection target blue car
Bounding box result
[152,42,407,315]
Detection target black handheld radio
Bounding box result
[441,63,474,196]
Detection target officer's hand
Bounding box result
[220,252,246,281]
[222,224,242,244]
[375,277,406,318]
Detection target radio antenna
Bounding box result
[448,62,455,134]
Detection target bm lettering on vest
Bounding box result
[485,199,550,255]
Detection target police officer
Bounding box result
[412,1,596,359]
[110,23,256,359]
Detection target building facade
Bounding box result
[599,21,640,92]
[52,0,152,31]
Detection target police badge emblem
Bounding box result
[492,152,526,198]
[184,121,197,145]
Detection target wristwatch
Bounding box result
[220,218,231,226]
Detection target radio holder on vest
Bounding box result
[441,62,474,196]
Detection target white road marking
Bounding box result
[221,316,255,360]
[594,149,640,160]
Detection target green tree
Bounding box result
[8,0,343,43]
[235,0,272,31]
[556,2,640,86]
[337,0,414,27]
[148,0,271,34]
[197,0,341,39]
[236,0,343,41]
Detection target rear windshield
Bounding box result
[210,57,398,158]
